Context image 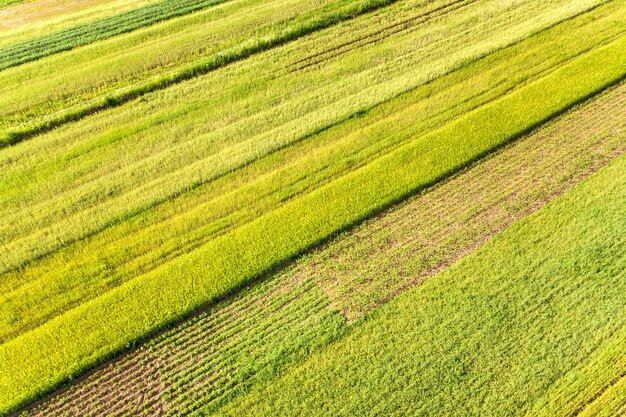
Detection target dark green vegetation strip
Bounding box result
[0,32,624,416]
[0,0,399,148]
[220,154,626,417]
[19,80,626,417]
[0,0,229,72]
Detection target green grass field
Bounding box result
[19,78,626,417]
[0,0,163,44]
[3,2,624,346]
[0,0,26,8]
[0,0,230,71]
[1,0,624,415]
[220,151,626,417]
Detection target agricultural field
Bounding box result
[0,0,624,416]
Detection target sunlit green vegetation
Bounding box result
[1,1,624,345]
[0,0,610,141]
[0,0,230,71]
[0,0,162,45]
[1,23,625,414]
[220,152,626,417]
[1,0,625,415]
[0,0,25,7]
[2,0,620,277]
[0,0,399,143]
[21,77,626,417]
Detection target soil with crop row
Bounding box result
[19,81,626,417]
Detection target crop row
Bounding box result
[1,1,622,345]
[0,0,607,141]
[1,17,625,413]
[0,0,401,137]
[0,0,230,71]
[0,0,464,265]
[1,0,618,284]
[19,80,626,416]
[575,372,626,417]
[24,261,341,416]
[0,0,164,48]
[313,82,626,319]
[0,0,395,135]
[219,152,626,417]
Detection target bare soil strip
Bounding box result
[19,83,626,416]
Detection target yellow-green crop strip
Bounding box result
[0,24,624,415]
[0,0,163,45]
[1,0,618,276]
[0,0,398,144]
[19,79,626,417]
[0,0,610,144]
[0,0,25,7]
[0,0,233,72]
[0,1,623,345]
[219,153,626,417]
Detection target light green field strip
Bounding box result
[218,154,626,417]
[0,0,399,140]
[0,0,160,43]
[5,2,626,351]
[532,331,626,417]
[0,0,619,275]
[0,29,624,416]
[0,0,457,263]
[23,259,344,416]
[0,0,622,345]
[311,87,626,321]
[18,79,626,417]
[0,0,611,144]
[0,0,246,73]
